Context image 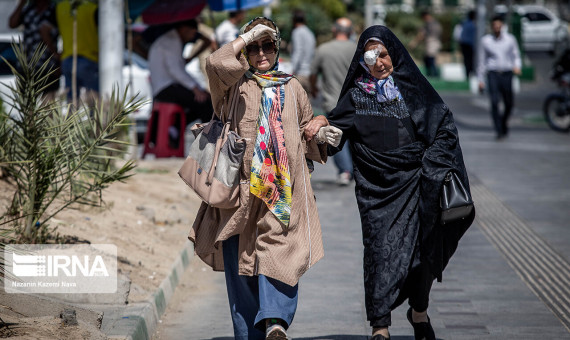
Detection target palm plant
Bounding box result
[0,42,143,243]
[0,216,18,284]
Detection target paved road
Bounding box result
[152,53,570,340]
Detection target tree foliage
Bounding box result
[284,0,346,19]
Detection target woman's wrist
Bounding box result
[315,115,329,126]
[232,37,246,57]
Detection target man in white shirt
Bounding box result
[215,10,244,47]
[290,10,315,92]
[148,19,213,126]
[478,15,522,140]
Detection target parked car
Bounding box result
[495,5,570,53]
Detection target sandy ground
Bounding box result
[0,158,202,339]
[0,315,107,340]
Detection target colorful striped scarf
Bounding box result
[249,71,294,226]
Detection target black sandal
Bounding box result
[407,307,436,340]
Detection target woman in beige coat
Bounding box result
[189,17,341,340]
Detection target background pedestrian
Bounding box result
[477,15,522,140]
[215,10,245,48]
[148,19,213,146]
[290,9,315,93]
[408,9,442,78]
[459,10,477,79]
[56,0,99,106]
[190,16,217,91]
[9,0,60,100]
[310,17,356,185]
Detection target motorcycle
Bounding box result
[543,50,570,132]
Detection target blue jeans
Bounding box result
[333,141,353,175]
[223,235,298,340]
[62,56,99,100]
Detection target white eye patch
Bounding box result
[363,45,383,66]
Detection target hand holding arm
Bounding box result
[315,125,343,147]
[304,115,328,141]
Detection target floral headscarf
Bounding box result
[242,17,295,226]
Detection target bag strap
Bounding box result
[206,80,242,185]
[206,126,228,185]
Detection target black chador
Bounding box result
[327,25,475,326]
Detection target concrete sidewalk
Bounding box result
[101,242,194,340]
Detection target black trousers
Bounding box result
[460,43,474,78]
[487,71,514,137]
[154,83,213,125]
[423,56,438,77]
[370,262,434,328]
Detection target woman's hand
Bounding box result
[232,24,277,57]
[192,87,209,103]
[239,25,277,45]
[304,115,329,141]
[315,126,343,147]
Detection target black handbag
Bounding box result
[440,171,474,224]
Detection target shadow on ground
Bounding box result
[294,336,416,340]
[207,336,420,340]
[310,179,354,191]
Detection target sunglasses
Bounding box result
[246,41,276,56]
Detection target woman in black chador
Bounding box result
[305,26,475,340]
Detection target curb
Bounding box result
[103,241,194,340]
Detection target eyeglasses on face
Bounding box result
[246,41,276,56]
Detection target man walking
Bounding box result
[9,0,60,99]
[56,0,99,105]
[459,10,476,78]
[290,9,315,92]
[310,18,356,185]
[478,15,521,140]
[408,10,442,77]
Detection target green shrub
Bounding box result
[0,43,143,243]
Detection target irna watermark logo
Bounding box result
[4,244,117,294]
